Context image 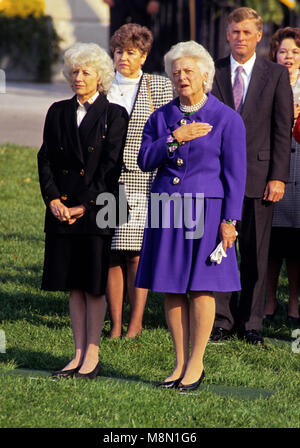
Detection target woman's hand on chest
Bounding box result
[172,121,213,144]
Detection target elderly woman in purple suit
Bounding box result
[135,41,246,392]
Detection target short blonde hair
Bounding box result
[63,42,114,94]
[164,41,215,93]
[227,7,263,33]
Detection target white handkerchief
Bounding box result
[209,231,238,264]
[209,242,227,264]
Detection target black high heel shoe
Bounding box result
[51,364,82,379]
[286,303,300,327]
[178,371,205,392]
[75,362,101,380]
[264,304,278,321]
[156,377,183,389]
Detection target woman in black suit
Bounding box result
[38,42,128,379]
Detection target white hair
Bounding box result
[164,41,215,93]
[63,42,114,94]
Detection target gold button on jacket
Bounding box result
[173,176,180,185]
[177,158,184,167]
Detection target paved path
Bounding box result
[1,368,274,400]
[0,82,72,148]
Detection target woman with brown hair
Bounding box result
[106,23,173,338]
[265,27,300,326]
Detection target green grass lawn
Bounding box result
[0,144,299,428]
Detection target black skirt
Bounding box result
[41,233,112,295]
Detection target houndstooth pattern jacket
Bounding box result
[111,72,174,251]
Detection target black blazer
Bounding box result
[212,55,293,198]
[38,93,128,235]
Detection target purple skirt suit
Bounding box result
[135,94,246,293]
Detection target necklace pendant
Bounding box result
[121,93,124,96]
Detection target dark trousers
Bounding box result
[214,197,274,332]
[109,1,150,37]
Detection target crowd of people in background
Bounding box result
[38,5,300,388]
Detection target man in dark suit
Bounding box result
[211,7,293,345]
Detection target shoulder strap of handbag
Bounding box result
[146,74,154,113]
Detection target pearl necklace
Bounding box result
[180,94,208,113]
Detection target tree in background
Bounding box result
[0,0,60,82]
[0,0,46,18]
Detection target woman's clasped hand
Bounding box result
[49,199,86,224]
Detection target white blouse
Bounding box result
[292,70,300,104]
[107,70,143,115]
[76,91,99,127]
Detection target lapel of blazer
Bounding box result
[241,57,269,121]
[123,74,152,170]
[78,93,108,148]
[129,73,152,120]
[63,95,85,165]
[164,98,186,128]
[215,56,235,109]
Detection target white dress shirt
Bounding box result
[107,70,143,115]
[76,91,99,127]
[230,53,256,103]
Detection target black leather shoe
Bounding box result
[244,330,264,346]
[264,304,278,322]
[210,327,231,342]
[51,365,81,379]
[75,362,101,380]
[178,371,205,392]
[156,377,183,389]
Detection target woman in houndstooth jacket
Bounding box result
[106,23,173,338]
